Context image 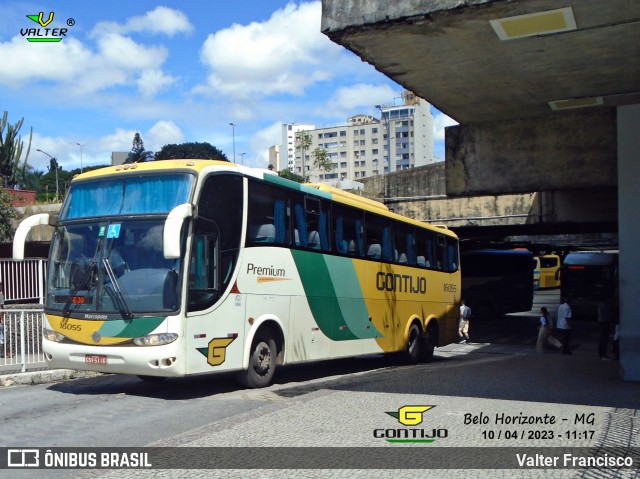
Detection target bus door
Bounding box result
[184,173,244,375]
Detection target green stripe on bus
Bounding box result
[291,250,380,340]
[324,255,381,339]
[98,316,165,338]
[262,174,333,200]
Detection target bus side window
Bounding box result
[446,236,459,272]
[188,231,219,310]
[334,216,347,254]
[247,180,290,246]
[304,197,330,252]
[415,230,435,269]
[293,201,307,248]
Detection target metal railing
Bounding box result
[0,258,47,304]
[1,308,46,373]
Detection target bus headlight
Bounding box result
[133,333,178,346]
[43,328,66,342]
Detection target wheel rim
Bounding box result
[252,341,272,376]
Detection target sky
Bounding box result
[0,1,457,173]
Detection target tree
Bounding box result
[277,169,304,183]
[125,132,153,163]
[295,131,312,181]
[312,147,333,173]
[0,188,17,241]
[155,142,228,161]
[0,111,32,188]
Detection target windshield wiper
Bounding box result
[102,258,134,320]
[63,261,97,317]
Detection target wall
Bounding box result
[360,162,615,229]
[445,109,617,195]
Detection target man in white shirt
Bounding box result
[557,298,573,355]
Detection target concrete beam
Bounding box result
[446,109,617,196]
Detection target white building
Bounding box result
[379,91,435,170]
[281,123,315,172]
[268,144,280,171]
[293,92,435,185]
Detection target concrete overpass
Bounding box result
[321,0,640,380]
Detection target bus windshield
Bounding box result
[60,173,194,219]
[46,219,184,317]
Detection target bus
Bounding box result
[460,249,534,319]
[13,160,461,387]
[537,254,561,289]
[560,251,618,319]
[533,257,541,290]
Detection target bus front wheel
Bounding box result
[421,326,436,362]
[241,336,277,388]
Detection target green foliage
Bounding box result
[312,147,333,172]
[0,111,32,188]
[295,131,313,180]
[0,188,18,241]
[125,132,153,163]
[277,169,304,183]
[155,142,228,161]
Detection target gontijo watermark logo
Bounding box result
[374,405,448,444]
[21,12,75,42]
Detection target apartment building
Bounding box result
[281,123,315,172]
[292,92,435,185]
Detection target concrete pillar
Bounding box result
[618,104,640,381]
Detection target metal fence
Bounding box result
[1,308,47,372]
[0,258,47,304]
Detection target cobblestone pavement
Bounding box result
[5,289,640,478]
[63,337,640,479]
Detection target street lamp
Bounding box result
[239,152,246,165]
[76,143,84,173]
[36,149,59,202]
[229,123,236,163]
[375,104,390,202]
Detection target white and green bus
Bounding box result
[13,160,461,387]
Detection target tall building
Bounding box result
[378,90,435,171]
[268,144,280,171]
[293,91,435,185]
[281,123,315,172]
[111,152,128,166]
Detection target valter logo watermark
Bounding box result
[374,405,449,444]
[21,11,75,42]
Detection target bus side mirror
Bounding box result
[163,203,194,259]
[13,213,54,261]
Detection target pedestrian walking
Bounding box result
[536,307,551,352]
[557,297,573,355]
[459,299,471,344]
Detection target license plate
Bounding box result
[85,354,107,365]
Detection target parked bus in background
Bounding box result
[13,160,461,387]
[461,249,534,319]
[560,251,618,319]
[537,254,561,289]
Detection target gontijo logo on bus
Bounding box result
[22,12,75,42]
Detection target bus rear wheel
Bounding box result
[403,323,422,364]
[240,336,277,388]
